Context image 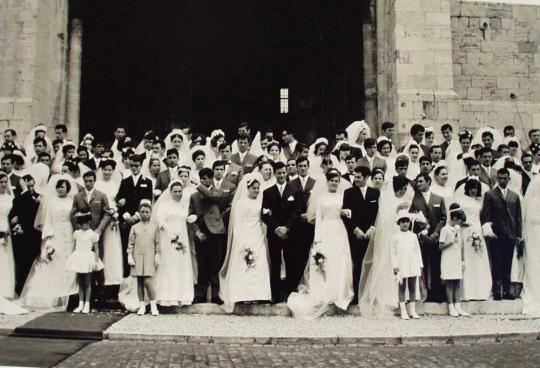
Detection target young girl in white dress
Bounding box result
[66,213,104,313]
[391,210,423,320]
[439,203,469,317]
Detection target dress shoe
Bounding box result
[211,297,223,305]
[493,293,502,301]
[503,293,516,300]
[193,297,207,304]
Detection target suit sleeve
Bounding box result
[480,192,492,225]
[516,196,523,239]
[97,194,111,233]
[196,184,226,203]
[70,196,80,230]
[261,190,278,232]
[188,196,201,234]
[433,198,447,237]
[341,190,355,233]
[285,190,300,230]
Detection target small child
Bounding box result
[127,200,161,316]
[66,212,104,314]
[391,210,423,320]
[439,203,470,317]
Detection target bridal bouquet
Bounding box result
[12,224,24,236]
[242,248,257,271]
[171,235,187,254]
[40,245,55,263]
[0,231,7,246]
[470,231,483,254]
[313,251,327,280]
[107,208,120,231]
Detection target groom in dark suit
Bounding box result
[262,162,299,302]
[288,156,316,292]
[115,154,153,277]
[481,168,523,300]
[342,166,380,304]
[409,173,447,302]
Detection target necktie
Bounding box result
[279,185,284,197]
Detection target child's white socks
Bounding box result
[455,302,470,316]
[137,302,146,315]
[73,301,84,313]
[150,301,159,316]
[399,302,409,320]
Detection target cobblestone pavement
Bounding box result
[56,340,540,368]
[105,313,540,341]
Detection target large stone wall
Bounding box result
[451,1,540,141]
[0,0,68,141]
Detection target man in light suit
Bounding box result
[115,154,153,277]
[155,148,180,193]
[281,128,299,161]
[230,134,258,174]
[481,168,523,300]
[409,173,447,302]
[357,138,387,173]
[478,147,496,188]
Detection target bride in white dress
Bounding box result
[95,159,123,286]
[153,180,195,306]
[19,175,78,310]
[219,172,271,313]
[359,175,415,316]
[522,175,540,315]
[453,179,492,301]
[287,169,353,320]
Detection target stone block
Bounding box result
[450,1,460,16]
[469,17,480,29]
[453,64,462,76]
[0,102,14,120]
[486,6,512,19]
[483,88,508,101]
[498,76,520,89]
[12,101,32,120]
[472,76,497,88]
[420,0,441,12]
[518,41,538,54]
[397,63,424,76]
[489,17,502,30]
[501,18,513,30]
[508,88,530,101]
[480,41,517,53]
[461,3,488,17]
[479,53,493,64]
[467,87,482,100]
[520,78,540,89]
[395,0,422,12]
[514,5,538,20]
[425,12,450,26]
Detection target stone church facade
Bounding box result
[0,0,539,143]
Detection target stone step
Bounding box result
[157,300,523,316]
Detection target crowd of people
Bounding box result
[0,120,539,320]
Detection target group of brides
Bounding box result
[0,121,539,320]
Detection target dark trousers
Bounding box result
[120,223,132,278]
[12,232,41,295]
[350,238,369,304]
[489,237,515,295]
[421,240,444,302]
[268,234,294,302]
[288,223,314,293]
[195,225,226,301]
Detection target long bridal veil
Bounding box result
[522,175,540,315]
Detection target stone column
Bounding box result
[66,18,82,143]
[377,0,459,144]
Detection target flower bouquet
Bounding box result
[242,248,257,271]
[470,231,483,254]
[171,234,187,254]
[0,231,8,246]
[40,245,55,263]
[313,251,326,280]
[107,208,120,231]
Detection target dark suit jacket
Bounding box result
[409,191,447,240]
[83,157,102,171]
[282,142,298,161]
[189,182,235,234]
[357,156,387,173]
[9,190,40,232]
[71,189,110,232]
[341,173,355,184]
[522,171,533,195]
[230,152,258,174]
[115,175,153,217]
[155,169,173,192]
[8,173,22,197]
[289,176,316,216]
[342,186,380,234]
[261,183,299,235]
[481,187,522,240]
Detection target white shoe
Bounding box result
[150,301,159,316]
[73,301,84,313]
[455,303,470,316]
[82,302,90,314]
[448,303,459,317]
[137,302,146,315]
[408,302,420,319]
[399,302,410,320]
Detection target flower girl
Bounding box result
[391,210,423,320]
[127,200,161,316]
[439,203,470,317]
[66,212,104,313]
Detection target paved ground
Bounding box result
[105,313,540,343]
[0,311,46,335]
[56,340,540,368]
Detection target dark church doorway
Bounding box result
[76,0,367,144]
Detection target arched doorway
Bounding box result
[77,0,370,144]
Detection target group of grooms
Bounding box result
[0,119,538,319]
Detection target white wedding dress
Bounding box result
[0,193,15,299]
[154,194,195,306]
[287,191,353,320]
[219,173,271,313]
[95,179,123,285]
[358,183,415,316]
[522,175,540,315]
[20,196,78,310]
[457,194,492,301]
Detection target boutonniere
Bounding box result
[187,214,197,224]
[287,196,295,201]
[230,171,238,176]
[262,208,271,215]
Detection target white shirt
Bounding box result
[132,173,142,186]
[288,174,298,182]
[214,178,223,190]
[300,175,309,191]
[238,151,247,163]
[168,166,178,180]
[359,185,367,198]
[498,186,508,199]
[85,188,95,200]
[277,182,286,197]
[366,155,374,169]
[422,190,431,203]
[288,141,298,155]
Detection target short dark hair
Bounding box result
[238,121,250,130]
[377,140,392,152]
[433,165,447,177]
[37,152,51,160]
[364,138,376,148]
[354,166,371,178]
[464,179,482,197]
[62,143,76,155]
[166,148,179,157]
[0,154,13,163]
[199,167,214,179]
[325,169,341,181]
[410,124,425,136]
[22,174,35,183]
[56,179,71,192]
[237,133,251,143]
[464,157,480,169]
[415,173,432,184]
[99,159,117,170]
[419,155,432,164]
[481,131,494,140]
[62,161,77,173]
[497,168,510,177]
[83,171,96,180]
[52,139,64,146]
[4,129,17,136]
[335,129,348,137]
[267,142,281,152]
[273,161,286,172]
[479,147,493,157]
[218,143,230,152]
[395,156,409,170]
[429,145,442,154]
[296,155,310,166]
[212,160,226,170]
[33,137,47,146]
[504,125,514,134]
[449,203,467,222]
[529,129,540,138]
[191,149,205,162]
[130,154,145,164]
[55,124,68,133]
[381,121,394,131]
[522,153,533,161]
[441,123,453,132]
[392,175,408,192]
